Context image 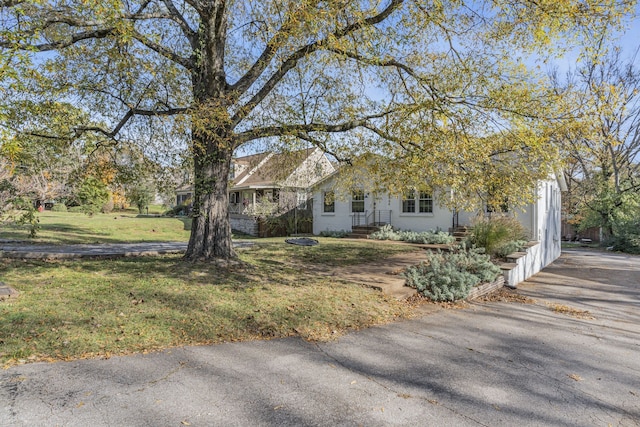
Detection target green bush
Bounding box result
[404,247,501,301]
[494,240,528,258]
[68,205,86,213]
[369,224,455,244]
[608,235,640,254]
[318,230,348,238]
[605,220,640,254]
[163,205,189,216]
[51,203,67,212]
[468,216,529,257]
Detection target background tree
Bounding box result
[126,183,155,214]
[554,47,640,239]
[1,0,634,260]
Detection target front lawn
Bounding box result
[0,211,191,244]
[0,239,418,367]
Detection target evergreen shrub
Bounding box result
[51,203,67,212]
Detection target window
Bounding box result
[402,191,432,214]
[351,190,364,213]
[418,192,433,213]
[297,191,307,210]
[402,191,416,213]
[323,191,335,213]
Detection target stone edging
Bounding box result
[466,276,505,301]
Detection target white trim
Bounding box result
[399,213,435,217]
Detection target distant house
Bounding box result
[176,148,335,236]
[312,169,567,286]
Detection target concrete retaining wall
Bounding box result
[502,242,545,288]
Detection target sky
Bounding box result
[552,12,640,75]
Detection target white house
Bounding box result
[312,170,567,286]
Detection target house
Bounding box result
[312,170,567,286]
[176,148,335,236]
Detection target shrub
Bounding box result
[605,220,640,254]
[404,247,501,301]
[468,216,529,257]
[493,240,528,258]
[51,203,67,212]
[368,224,402,240]
[68,205,86,213]
[369,224,456,245]
[163,205,189,216]
[318,230,348,238]
[606,234,640,254]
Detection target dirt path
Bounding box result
[310,250,429,299]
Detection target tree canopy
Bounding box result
[1,0,635,259]
[554,47,640,238]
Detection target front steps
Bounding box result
[348,225,381,239]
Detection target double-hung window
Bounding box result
[402,191,433,213]
[323,191,335,213]
[418,192,433,213]
[351,190,365,213]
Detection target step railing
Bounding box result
[352,210,392,228]
[367,210,391,226]
[352,211,367,227]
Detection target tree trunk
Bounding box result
[185,137,235,260]
[184,8,235,261]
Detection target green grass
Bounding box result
[0,211,192,244]
[0,239,419,366]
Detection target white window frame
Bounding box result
[323,191,335,213]
[401,191,433,215]
[351,190,365,213]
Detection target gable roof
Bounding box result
[177,148,333,194]
[233,148,319,189]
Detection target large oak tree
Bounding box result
[1,0,633,260]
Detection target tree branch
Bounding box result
[161,0,198,47]
[230,0,404,126]
[131,29,194,69]
[234,110,397,145]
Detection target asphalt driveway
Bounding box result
[1,249,639,426]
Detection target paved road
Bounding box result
[1,250,639,426]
